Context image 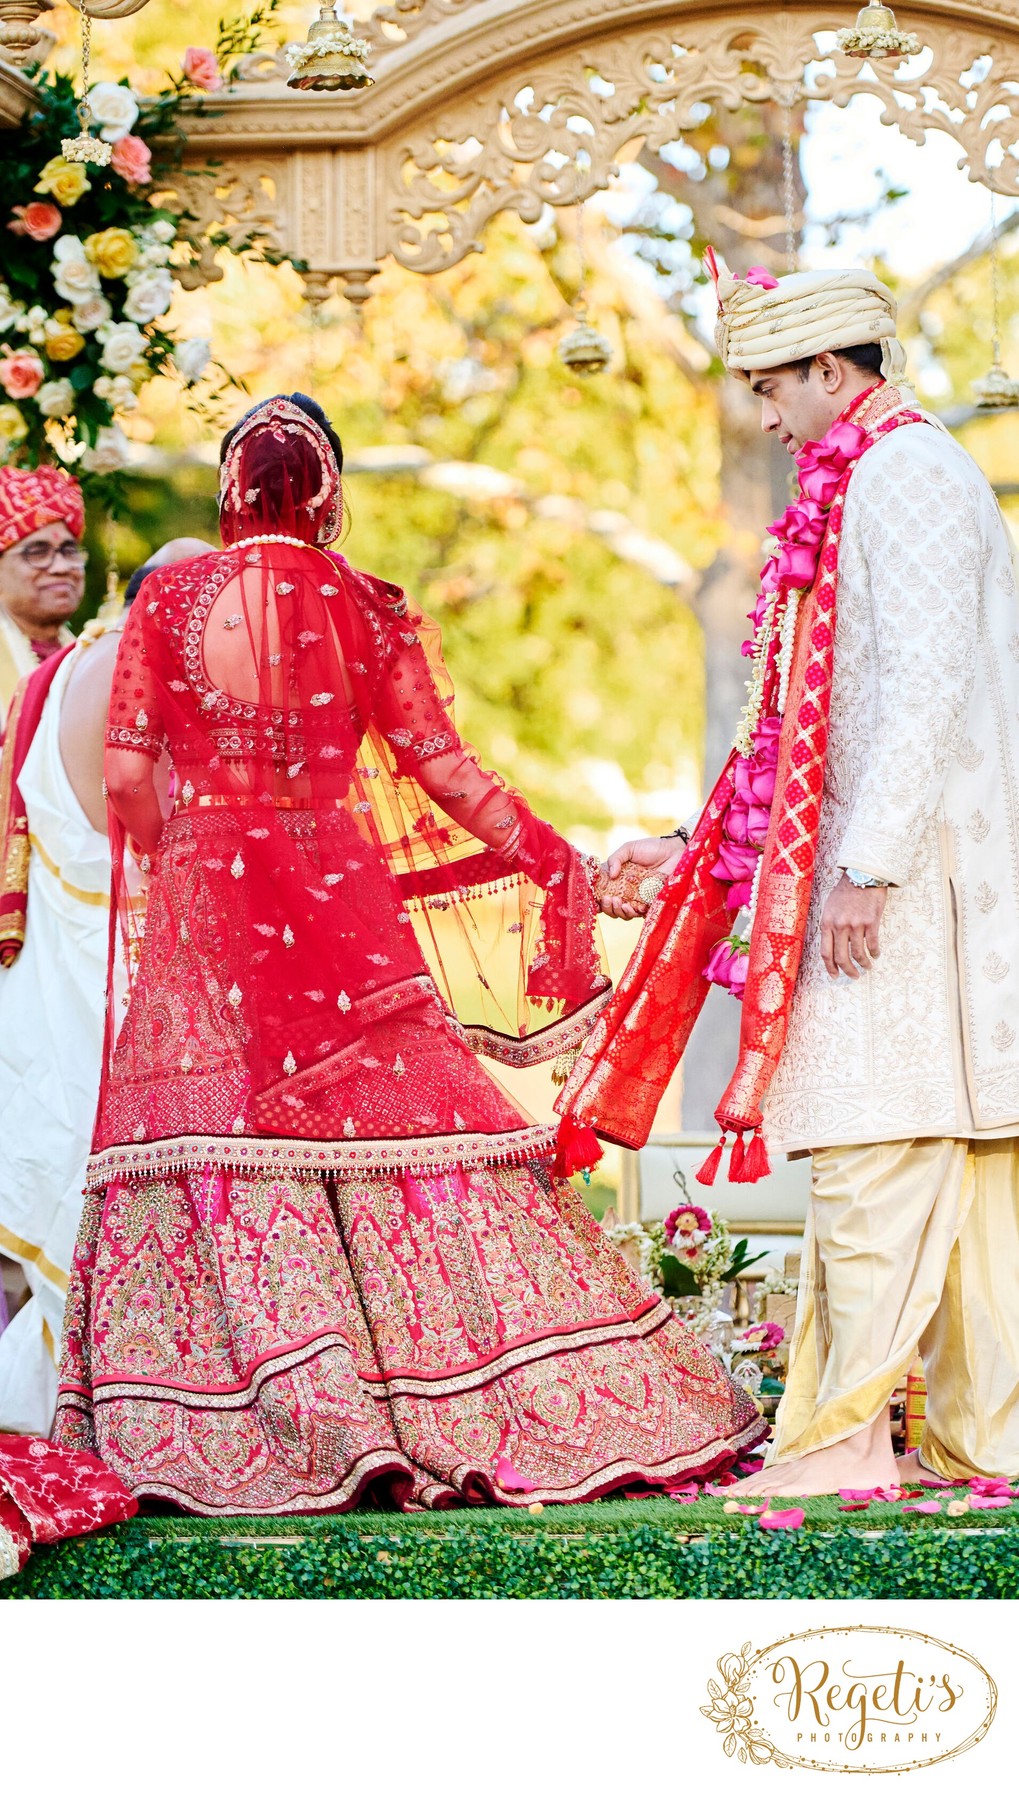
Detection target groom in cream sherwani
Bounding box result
[609,265,1019,1494]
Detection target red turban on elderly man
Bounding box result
[0,465,85,556]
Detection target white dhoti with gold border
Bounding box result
[768,1137,1019,1479]
[0,651,109,1436]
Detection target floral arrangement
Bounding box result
[605,1191,768,1325]
[0,3,286,508]
[704,383,873,997]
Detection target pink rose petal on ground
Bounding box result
[838,1487,881,1502]
[967,1494,1011,1509]
[902,1500,942,1514]
[759,1507,805,1531]
[667,1490,699,1504]
[969,1477,1014,1497]
[493,1455,537,1493]
[838,1502,873,1512]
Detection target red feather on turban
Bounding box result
[0,465,85,556]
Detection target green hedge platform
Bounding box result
[4,1494,1018,1599]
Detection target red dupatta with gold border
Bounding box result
[558,386,925,1182]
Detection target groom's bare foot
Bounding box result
[737,1418,898,1498]
[895,1450,952,1487]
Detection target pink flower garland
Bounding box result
[705,406,871,996]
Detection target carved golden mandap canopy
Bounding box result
[3,1,1019,300]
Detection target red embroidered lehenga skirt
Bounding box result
[55,1156,765,1514]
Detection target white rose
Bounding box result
[94,373,138,412]
[149,219,176,244]
[36,378,76,419]
[52,237,100,304]
[24,304,48,330]
[0,285,22,332]
[137,242,171,268]
[122,268,174,324]
[71,293,112,334]
[173,337,211,384]
[87,81,140,143]
[99,321,147,373]
[81,423,131,474]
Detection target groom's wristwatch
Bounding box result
[843,867,890,888]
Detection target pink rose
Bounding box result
[726,878,753,913]
[182,46,223,91]
[0,352,43,398]
[8,201,61,240]
[704,939,749,998]
[797,420,868,506]
[752,716,782,763]
[741,1321,785,1353]
[111,134,152,185]
[712,837,759,884]
[759,555,781,596]
[745,266,779,291]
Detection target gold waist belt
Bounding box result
[175,794,348,813]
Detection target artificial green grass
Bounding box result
[5,1492,1019,1600]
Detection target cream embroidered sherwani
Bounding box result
[760,417,1019,1477]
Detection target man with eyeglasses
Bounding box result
[0,466,85,717]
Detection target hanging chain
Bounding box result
[78,5,94,130]
[782,105,798,274]
[576,200,587,316]
[990,190,1003,368]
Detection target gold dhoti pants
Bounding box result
[767,1137,1019,1479]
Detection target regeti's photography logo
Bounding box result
[701,1626,997,1773]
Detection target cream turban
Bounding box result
[711,257,910,389]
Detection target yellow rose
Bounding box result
[84,228,138,282]
[44,316,86,362]
[0,404,29,446]
[34,156,91,207]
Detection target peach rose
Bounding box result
[8,201,62,241]
[0,352,44,399]
[110,135,152,186]
[182,46,223,91]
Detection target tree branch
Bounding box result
[901,209,1019,325]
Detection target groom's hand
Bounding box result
[820,875,887,979]
[600,836,686,920]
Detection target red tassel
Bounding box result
[728,1133,747,1182]
[553,1114,603,1180]
[742,1129,772,1183]
[695,1134,727,1187]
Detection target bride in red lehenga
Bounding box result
[53,394,765,1514]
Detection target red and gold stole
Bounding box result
[0,645,74,966]
[557,387,925,1183]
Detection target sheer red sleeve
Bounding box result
[371,588,603,1005]
[105,583,165,764]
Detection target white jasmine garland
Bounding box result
[86,81,140,143]
[36,377,76,418]
[98,320,147,373]
[173,337,211,384]
[81,423,130,473]
[122,268,174,324]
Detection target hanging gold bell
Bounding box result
[286,4,374,92]
[558,308,612,376]
[973,361,1019,409]
[836,3,922,60]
